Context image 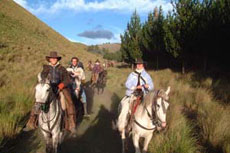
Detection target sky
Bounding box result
[14,0,173,45]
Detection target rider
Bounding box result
[23,51,77,134]
[117,58,154,132]
[67,57,89,117]
[92,59,103,83]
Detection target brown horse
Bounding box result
[96,70,107,94]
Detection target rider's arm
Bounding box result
[41,65,50,80]
[145,73,154,91]
[60,66,71,88]
[125,73,136,91]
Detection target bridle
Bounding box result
[37,82,61,138]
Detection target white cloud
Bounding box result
[14,0,173,15]
[14,0,27,8]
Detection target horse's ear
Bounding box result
[166,86,171,95]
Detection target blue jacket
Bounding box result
[125,70,154,96]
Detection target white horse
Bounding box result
[35,74,64,153]
[117,87,171,153]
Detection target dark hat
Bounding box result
[95,59,100,63]
[46,51,62,62]
[134,58,145,64]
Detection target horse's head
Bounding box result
[152,86,170,129]
[35,73,51,104]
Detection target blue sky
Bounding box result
[14,0,173,45]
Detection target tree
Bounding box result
[120,10,142,63]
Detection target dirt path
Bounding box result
[2,87,126,153]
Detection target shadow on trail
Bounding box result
[60,105,121,153]
[1,130,41,153]
[84,81,95,114]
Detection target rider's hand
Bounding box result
[58,83,65,90]
[136,85,142,89]
[144,84,149,89]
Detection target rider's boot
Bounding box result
[23,108,38,132]
[83,103,90,117]
[68,114,77,134]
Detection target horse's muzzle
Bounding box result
[161,122,167,128]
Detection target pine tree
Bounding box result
[120,10,142,63]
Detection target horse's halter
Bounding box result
[35,81,59,106]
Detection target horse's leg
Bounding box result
[132,133,141,153]
[117,98,130,153]
[52,131,61,153]
[45,137,53,153]
[121,129,126,153]
[142,133,153,153]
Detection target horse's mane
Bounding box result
[143,90,156,107]
[143,89,169,107]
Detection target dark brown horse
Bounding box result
[96,70,107,94]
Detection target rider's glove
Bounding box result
[58,83,65,90]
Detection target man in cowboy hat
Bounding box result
[117,58,154,132]
[23,51,77,134]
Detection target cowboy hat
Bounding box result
[95,59,100,63]
[46,51,62,62]
[134,58,146,64]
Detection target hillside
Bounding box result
[0,0,101,146]
[1,1,230,153]
[98,43,120,52]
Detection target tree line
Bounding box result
[120,0,230,73]
[87,45,122,61]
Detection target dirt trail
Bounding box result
[2,87,125,153]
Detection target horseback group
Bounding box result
[22,51,170,153]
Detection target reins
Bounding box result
[133,90,167,131]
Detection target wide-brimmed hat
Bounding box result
[95,59,100,63]
[46,51,62,62]
[134,58,146,64]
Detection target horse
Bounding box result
[117,87,171,153]
[90,72,98,88]
[35,74,64,153]
[96,70,107,94]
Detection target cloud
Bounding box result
[14,0,27,8]
[14,0,173,15]
[78,29,114,39]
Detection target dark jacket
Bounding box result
[78,61,84,70]
[41,64,71,88]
